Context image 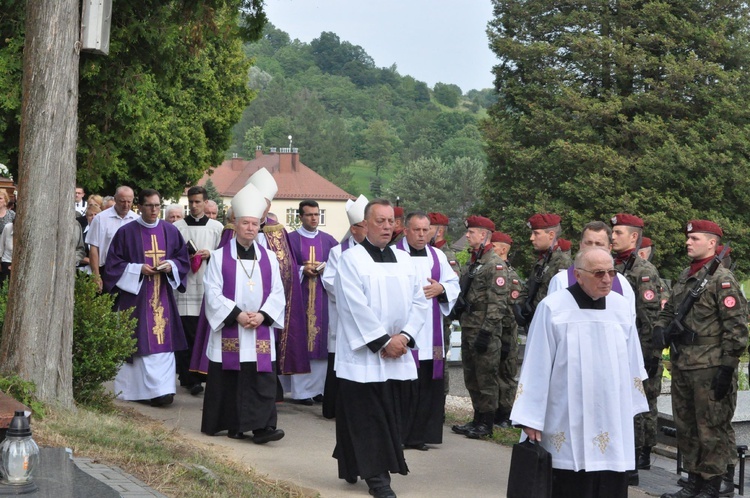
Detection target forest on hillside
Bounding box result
[228,23,494,215]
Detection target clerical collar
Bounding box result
[408,244,427,257]
[186,215,209,226]
[361,237,397,263]
[567,282,606,310]
[297,226,318,239]
[137,217,159,229]
[236,241,257,260]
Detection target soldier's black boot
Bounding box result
[452,410,478,435]
[465,412,494,439]
[694,476,723,498]
[718,465,735,497]
[662,473,702,498]
[493,408,511,428]
[637,446,652,470]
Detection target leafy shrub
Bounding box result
[0,374,45,418]
[73,272,137,409]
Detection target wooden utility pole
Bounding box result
[0,0,81,408]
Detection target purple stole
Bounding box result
[397,240,444,379]
[220,244,273,372]
[140,225,175,354]
[566,265,623,295]
[340,238,351,252]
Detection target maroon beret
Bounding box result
[640,236,652,248]
[428,212,449,226]
[527,213,561,230]
[557,238,572,251]
[465,216,495,232]
[491,232,513,244]
[394,206,404,218]
[686,220,723,237]
[611,213,644,228]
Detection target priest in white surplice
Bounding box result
[395,211,459,451]
[200,182,287,445]
[333,199,429,498]
[511,248,648,498]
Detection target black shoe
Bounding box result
[252,427,285,444]
[695,476,722,498]
[187,384,204,396]
[150,394,174,407]
[227,431,247,440]
[312,394,324,403]
[292,398,314,406]
[451,421,476,435]
[345,476,358,484]
[404,443,429,451]
[369,485,397,498]
[465,423,493,439]
[628,469,639,486]
[664,473,703,498]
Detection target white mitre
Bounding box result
[245,167,278,201]
[232,183,267,219]
[346,194,368,226]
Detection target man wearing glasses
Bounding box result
[103,189,190,407]
[511,247,649,498]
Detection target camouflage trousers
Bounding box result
[497,339,518,416]
[634,363,663,449]
[671,366,738,479]
[461,327,501,413]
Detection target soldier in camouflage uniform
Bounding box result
[654,220,748,498]
[450,216,510,440]
[490,231,521,428]
[515,213,572,327]
[429,212,458,396]
[611,214,664,473]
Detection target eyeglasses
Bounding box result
[141,204,162,209]
[578,268,617,279]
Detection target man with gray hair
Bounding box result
[511,247,648,498]
[165,204,184,224]
[204,200,219,220]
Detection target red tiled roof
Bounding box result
[195,151,353,201]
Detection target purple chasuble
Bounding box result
[288,230,338,360]
[220,245,274,371]
[566,265,623,295]
[103,220,189,357]
[260,220,310,374]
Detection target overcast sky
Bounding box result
[263,0,498,93]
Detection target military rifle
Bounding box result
[513,240,555,327]
[662,243,730,360]
[621,236,642,275]
[449,242,484,320]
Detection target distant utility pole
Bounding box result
[0,0,81,408]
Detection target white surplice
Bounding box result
[333,244,428,382]
[510,288,648,472]
[320,237,353,352]
[395,244,460,360]
[202,240,285,363]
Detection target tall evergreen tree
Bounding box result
[483,0,750,278]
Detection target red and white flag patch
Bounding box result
[496,265,504,270]
[724,296,737,308]
[641,276,650,282]
[721,282,731,289]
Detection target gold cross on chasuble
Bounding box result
[144,233,166,344]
